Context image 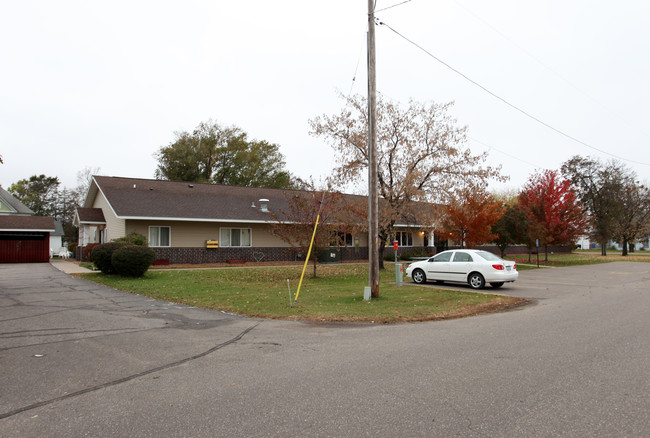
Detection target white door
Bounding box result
[426,251,453,281]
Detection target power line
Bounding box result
[375,0,414,13]
[376,19,650,167]
[468,136,539,169]
[450,0,650,142]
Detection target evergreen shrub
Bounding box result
[90,242,127,274]
[111,245,156,277]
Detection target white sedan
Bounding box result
[405,249,518,290]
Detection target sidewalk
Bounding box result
[50,259,96,274]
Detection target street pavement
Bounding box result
[0,262,648,437]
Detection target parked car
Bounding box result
[405,249,518,289]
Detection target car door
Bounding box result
[449,251,473,283]
[425,251,453,281]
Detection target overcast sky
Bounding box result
[1,0,649,194]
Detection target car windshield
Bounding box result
[475,251,502,262]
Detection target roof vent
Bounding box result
[259,199,270,213]
[251,201,256,208]
[188,184,194,188]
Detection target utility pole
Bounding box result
[367,0,380,298]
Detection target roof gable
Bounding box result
[0,186,34,215]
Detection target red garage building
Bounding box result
[0,186,55,263]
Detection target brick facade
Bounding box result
[152,246,371,264]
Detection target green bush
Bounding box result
[89,242,127,274]
[111,245,156,277]
[113,232,148,246]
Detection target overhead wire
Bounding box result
[450,0,650,142]
[375,18,650,167]
[467,136,539,169]
[376,0,414,13]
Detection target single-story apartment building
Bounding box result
[75,176,438,264]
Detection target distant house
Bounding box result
[0,185,55,263]
[50,220,66,257]
[75,176,436,264]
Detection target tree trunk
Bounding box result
[544,244,549,262]
[601,241,607,256]
[378,241,386,270]
[622,238,628,256]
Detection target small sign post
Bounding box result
[394,240,402,286]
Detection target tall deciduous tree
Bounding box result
[438,186,504,248]
[310,93,504,268]
[491,201,535,258]
[610,182,650,255]
[155,120,298,189]
[519,170,587,261]
[561,156,640,256]
[9,175,60,217]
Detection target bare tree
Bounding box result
[310,93,504,267]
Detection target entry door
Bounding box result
[425,251,453,281]
[448,251,473,282]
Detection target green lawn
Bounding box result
[80,263,525,323]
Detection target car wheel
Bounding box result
[490,282,504,289]
[412,269,426,284]
[468,272,485,290]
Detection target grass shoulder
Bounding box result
[505,250,650,268]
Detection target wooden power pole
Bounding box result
[367,0,380,298]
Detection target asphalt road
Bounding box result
[0,262,648,437]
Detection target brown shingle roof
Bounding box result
[76,208,106,223]
[91,176,437,227]
[0,215,55,231]
[93,176,315,222]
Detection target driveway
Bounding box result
[1,262,648,437]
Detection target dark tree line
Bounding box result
[562,156,650,256]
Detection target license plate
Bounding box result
[506,266,511,271]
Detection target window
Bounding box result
[220,228,251,247]
[149,226,170,247]
[395,231,413,247]
[432,252,452,262]
[329,231,353,247]
[452,252,473,262]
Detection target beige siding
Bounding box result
[92,192,125,241]
[124,220,292,248]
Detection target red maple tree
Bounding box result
[518,170,588,260]
[438,186,504,248]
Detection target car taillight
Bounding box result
[492,264,505,270]
[513,263,517,270]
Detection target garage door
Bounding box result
[0,233,50,263]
